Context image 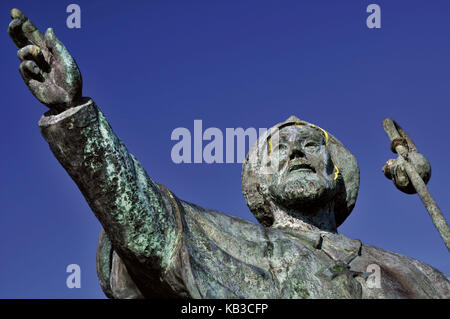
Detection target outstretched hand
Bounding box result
[8,8,82,112]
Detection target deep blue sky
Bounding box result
[1,1,449,298]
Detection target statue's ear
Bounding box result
[326,134,360,227]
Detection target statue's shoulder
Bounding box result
[180,200,268,244]
[360,242,448,277]
[353,242,450,298]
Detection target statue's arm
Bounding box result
[38,99,180,267]
[8,9,182,288]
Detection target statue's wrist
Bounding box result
[41,97,94,122]
[46,96,89,115]
[68,95,87,108]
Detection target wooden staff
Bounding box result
[382,118,450,251]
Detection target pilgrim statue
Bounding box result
[8,9,449,299]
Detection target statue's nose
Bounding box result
[289,148,305,160]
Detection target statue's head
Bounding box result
[241,116,359,230]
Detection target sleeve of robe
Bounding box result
[38,98,190,298]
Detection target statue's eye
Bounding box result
[304,142,319,152]
[272,143,287,156]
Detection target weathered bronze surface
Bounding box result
[8,9,450,298]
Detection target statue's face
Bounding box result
[262,124,337,211]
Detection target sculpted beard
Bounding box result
[268,172,336,211]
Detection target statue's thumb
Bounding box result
[44,28,70,63]
[44,27,82,93]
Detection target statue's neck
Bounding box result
[271,203,337,233]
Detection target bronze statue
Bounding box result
[8,9,449,299]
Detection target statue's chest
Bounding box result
[268,232,366,298]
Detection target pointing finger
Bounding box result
[10,8,25,20]
[8,18,28,48]
[9,8,45,47]
[23,18,45,47]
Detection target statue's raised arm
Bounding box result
[8,9,184,298]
